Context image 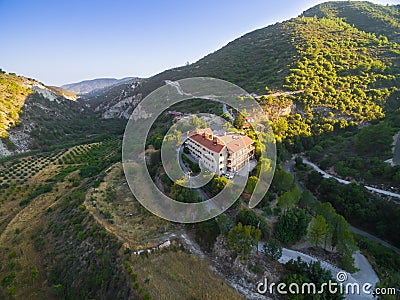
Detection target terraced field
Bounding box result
[85,163,172,248]
[0,140,124,299]
[0,139,242,299]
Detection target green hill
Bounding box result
[86,21,296,107]
[302,1,400,42]
[2,2,400,299]
[89,1,399,144]
[130,1,399,97]
[283,15,399,123]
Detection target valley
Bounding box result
[1,1,400,299]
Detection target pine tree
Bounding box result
[308,215,329,248]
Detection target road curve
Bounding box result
[301,157,400,200]
[349,225,400,255]
[283,157,400,254]
[257,240,379,300]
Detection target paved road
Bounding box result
[350,225,400,254]
[283,159,304,192]
[284,157,400,254]
[178,146,209,201]
[279,248,378,300]
[301,157,400,200]
[258,242,379,300]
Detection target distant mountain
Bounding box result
[61,77,142,95]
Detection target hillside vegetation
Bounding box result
[21,92,125,150]
[90,2,399,139]
[272,14,399,141]
[302,1,400,42]
[0,71,32,137]
[87,21,297,107]
[0,71,126,155]
[0,139,243,299]
[1,2,400,299]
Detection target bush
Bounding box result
[263,239,282,261]
[182,153,200,173]
[236,209,269,238]
[19,184,53,206]
[275,209,311,245]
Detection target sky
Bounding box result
[0,0,399,86]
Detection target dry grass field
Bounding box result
[128,251,243,300]
[0,141,243,299]
[86,162,244,300]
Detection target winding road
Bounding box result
[257,238,379,300]
[277,248,378,300]
[349,225,400,254]
[301,157,400,200]
[284,157,400,254]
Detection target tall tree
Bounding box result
[216,214,234,235]
[275,209,311,244]
[233,113,245,129]
[171,177,202,203]
[271,169,294,194]
[299,189,316,212]
[263,239,282,261]
[308,215,329,248]
[227,222,261,259]
[236,209,269,238]
[277,186,301,212]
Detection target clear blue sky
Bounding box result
[0,0,398,86]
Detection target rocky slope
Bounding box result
[0,73,80,156]
[85,80,143,119]
[0,72,126,157]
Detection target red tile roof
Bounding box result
[220,135,254,153]
[189,134,225,153]
[188,128,254,154]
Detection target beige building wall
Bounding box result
[185,129,254,176]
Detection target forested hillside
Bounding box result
[302,1,400,42]
[0,71,32,137]
[271,14,399,141]
[1,2,400,299]
[89,2,399,140]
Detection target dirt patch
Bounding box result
[211,235,283,300]
[297,247,341,267]
[85,162,172,249]
[128,250,244,300]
